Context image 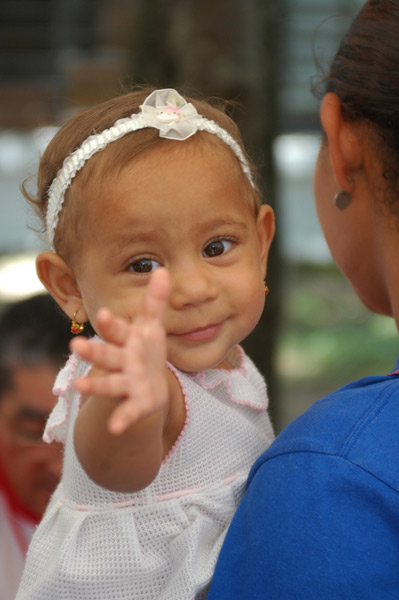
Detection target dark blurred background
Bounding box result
[1,0,395,432]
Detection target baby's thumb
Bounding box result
[142,268,170,322]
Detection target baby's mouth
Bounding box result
[172,323,222,342]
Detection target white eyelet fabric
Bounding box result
[16,345,274,600]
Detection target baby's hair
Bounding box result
[313,0,399,214]
[24,86,261,260]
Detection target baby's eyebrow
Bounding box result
[197,218,249,234]
[106,218,249,258]
[204,218,247,228]
[107,230,158,255]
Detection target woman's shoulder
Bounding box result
[250,369,399,491]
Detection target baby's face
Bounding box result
[73,143,271,372]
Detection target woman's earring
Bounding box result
[334,176,352,211]
[334,190,351,211]
[264,282,269,296]
[71,312,85,334]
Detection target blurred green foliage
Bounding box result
[275,263,399,431]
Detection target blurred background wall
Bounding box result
[1,0,395,432]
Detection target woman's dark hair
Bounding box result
[315,0,399,209]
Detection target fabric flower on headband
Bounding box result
[139,89,200,141]
[46,88,254,248]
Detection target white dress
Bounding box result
[16,345,274,600]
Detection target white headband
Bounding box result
[46,88,255,247]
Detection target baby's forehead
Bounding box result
[88,139,247,196]
[73,145,253,233]
[77,134,250,201]
[106,132,243,172]
[62,134,258,260]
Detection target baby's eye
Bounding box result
[203,239,233,257]
[128,258,161,273]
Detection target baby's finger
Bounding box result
[140,268,170,324]
[108,385,153,435]
[108,355,165,434]
[93,308,131,345]
[70,337,125,371]
[108,403,141,435]
[73,372,129,399]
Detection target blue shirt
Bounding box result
[208,367,399,599]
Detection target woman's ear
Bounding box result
[320,92,363,191]
[256,204,275,275]
[36,252,87,320]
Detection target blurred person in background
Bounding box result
[0,293,72,599]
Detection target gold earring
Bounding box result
[71,312,85,335]
[264,282,269,296]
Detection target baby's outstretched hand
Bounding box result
[71,268,170,435]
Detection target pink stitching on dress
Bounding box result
[43,353,90,443]
[156,488,197,501]
[155,474,240,502]
[200,377,266,410]
[61,494,138,511]
[43,353,76,443]
[161,362,190,465]
[112,499,137,508]
[60,471,245,511]
[188,345,246,386]
[224,473,240,485]
[188,346,267,411]
[227,345,246,373]
[61,496,90,511]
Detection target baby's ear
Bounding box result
[256,204,275,274]
[36,252,85,320]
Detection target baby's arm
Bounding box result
[70,269,184,493]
